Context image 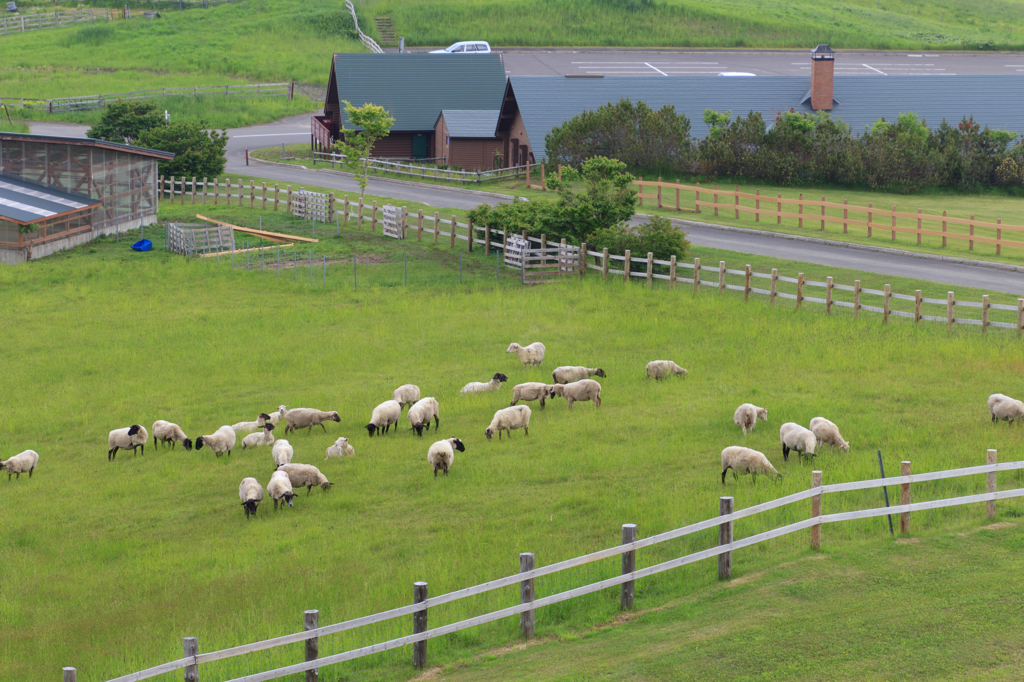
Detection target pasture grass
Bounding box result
[2,211,1023,681]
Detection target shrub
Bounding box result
[589,215,689,272]
[137,120,228,178]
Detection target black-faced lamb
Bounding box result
[365,400,402,437]
[232,413,271,434]
[108,425,149,461]
[548,379,602,410]
[271,439,293,469]
[780,422,816,462]
[809,417,850,452]
[721,446,781,484]
[277,463,333,494]
[989,393,1024,425]
[267,470,296,510]
[427,437,464,477]
[325,437,355,459]
[485,405,532,441]
[1,450,39,481]
[195,425,236,458]
[238,477,264,518]
[284,408,341,435]
[152,420,192,451]
[242,422,275,450]
[393,384,421,409]
[645,360,687,380]
[460,373,509,395]
[551,366,607,384]
[733,404,768,435]
[408,397,440,436]
[510,382,557,409]
[506,342,546,367]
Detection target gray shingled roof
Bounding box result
[332,54,507,132]
[506,75,1024,161]
[0,173,100,225]
[438,110,501,138]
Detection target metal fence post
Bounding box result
[520,552,535,638]
[413,582,428,668]
[718,497,733,580]
[987,449,998,520]
[621,523,636,609]
[304,610,319,682]
[183,637,198,681]
[811,471,823,550]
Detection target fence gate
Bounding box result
[165,222,234,257]
[290,190,330,223]
[504,235,528,269]
[381,205,403,239]
[521,244,580,284]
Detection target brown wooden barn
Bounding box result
[434,110,502,170]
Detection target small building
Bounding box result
[313,53,507,159]
[434,110,502,170]
[0,133,173,263]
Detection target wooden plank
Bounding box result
[195,215,319,243]
[198,244,293,258]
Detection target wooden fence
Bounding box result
[289,189,330,223]
[80,449,1023,682]
[1,82,294,113]
[344,0,383,53]
[311,151,539,184]
[0,8,109,35]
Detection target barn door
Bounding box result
[412,134,428,159]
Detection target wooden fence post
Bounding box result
[183,637,198,682]
[520,553,535,638]
[637,177,643,207]
[433,212,439,245]
[657,177,663,208]
[890,205,896,241]
[900,460,911,534]
[843,199,848,233]
[917,208,922,245]
[755,189,760,222]
[484,226,490,256]
[202,177,208,205]
[776,193,781,225]
[63,668,76,682]
[526,161,531,187]
[191,177,197,205]
[798,193,803,228]
[695,182,701,213]
[947,291,955,330]
[867,203,873,238]
[621,524,636,609]
[744,264,751,301]
[213,178,218,205]
[718,261,725,293]
[467,218,473,252]
[540,234,547,271]
[417,209,423,241]
[942,211,947,246]
[623,249,631,283]
[579,242,587,278]
[371,201,378,231]
[1018,299,1024,338]
[769,268,777,305]
[820,196,825,230]
[734,185,739,218]
[669,255,676,289]
[413,582,428,668]
[602,248,609,280]
[982,295,990,333]
[713,184,718,216]
[826,276,833,313]
[915,290,922,324]
[540,163,546,191]
[304,610,319,682]
[997,219,1002,256]
[854,280,861,318]
[450,215,457,248]
[810,470,822,551]
[646,252,653,288]
[159,174,164,201]
[883,284,891,324]
[675,179,680,211]
[693,257,700,294]
[987,449,998,520]
[288,186,293,214]
[718,497,733,580]
[969,215,975,251]
[170,175,175,203]
[796,273,804,309]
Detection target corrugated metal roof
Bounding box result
[0,173,101,225]
[332,54,507,132]
[438,110,501,138]
[506,75,1024,161]
[0,133,175,159]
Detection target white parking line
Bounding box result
[862,64,887,75]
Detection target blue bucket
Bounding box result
[131,239,153,252]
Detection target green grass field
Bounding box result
[2,206,1023,681]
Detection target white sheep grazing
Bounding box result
[485,405,532,441]
[408,397,440,437]
[238,477,264,518]
[242,423,276,450]
[548,379,602,410]
[809,417,850,452]
[152,420,192,451]
[272,439,294,469]
[460,373,509,395]
[989,393,1024,425]
[1,450,39,481]
[646,360,688,381]
[780,422,817,462]
[284,408,341,435]
[721,446,781,484]
[278,463,333,494]
[365,400,402,437]
[551,366,607,384]
[733,404,768,435]
[195,425,236,458]
[232,413,271,434]
[325,437,355,460]
[393,384,422,409]
[267,470,296,510]
[506,342,546,367]
[108,425,149,461]
[510,382,558,409]
[265,405,288,426]
[427,437,465,477]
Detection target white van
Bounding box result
[430,41,492,54]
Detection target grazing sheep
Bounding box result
[108,425,149,461]
[278,463,333,494]
[238,477,264,518]
[152,420,193,451]
[265,405,288,426]
[809,417,850,452]
[393,384,421,409]
[232,413,271,434]
[460,373,509,395]
[271,439,294,469]
[551,366,607,384]
[506,342,546,367]
[408,397,440,437]
[510,382,557,409]
[780,423,816,462]
[721,446,781,484]
[548,379,602,410]
[325,437,355,460]
[284,408,341,435]
[1,450,39,481]
[485,405,532,441]
[733,404,768,435]
[365,400,402,437]
[989,393,1024,425]
[195,425,237,458]
[242,423,275,450]
[645,360,688,381]
[427,437,464,477]
[267,470,296,510]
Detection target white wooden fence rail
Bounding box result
[344,0,383,53]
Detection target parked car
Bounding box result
[430,41,492,54]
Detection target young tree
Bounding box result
[137,120,228,179]
[335,101,395,200]
[18,222,41,261]
[545,156,637,243]
[86,99,166,144]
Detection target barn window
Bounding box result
[446,136,450,146]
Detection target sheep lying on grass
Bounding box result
[551,366,606,384]
[152,420,192,451]
[278,463,333,494]
[809,417,850,452]
[366,400,402,437]
[393,384,421,409]
[239,477,264,518]
[721,446,781,484]
[645,360,687,380]
[506,342,546,367]
[989,393,1024,425]
[267,470,296,510]
[780,423,816,462]
[733,404,768,435]
[427,437,464,477]
[242,423,275,450]
[511,382,557,409]
[325,437,355,459]
[549,380,602,410]
[408,397,440,436]
[1,450,39,481]
[195,426,236,458]
[108,425,149,461]
[232,413,271,434]
[460,373,509,395]
[284,408,341,435]
[485,405,531,441]
[272,439,293,469]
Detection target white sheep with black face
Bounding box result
[548,380,602,410]
[195,425,236,458]
[242,422,275,450]
[153,420,192,451]
[733,404,768,435]
[277,463,333,494]
[460,373,509,395]
[645,360,687,381]
[108,425,149,461]
[365,400,402,437]
[427,437,464,477]
[267,470,296,510]
[284,408,341,435]
[809,417,850,453]
[780,423,816,462]
[393,385,421,409]
[990,393,1024,425]
[721,446,781,484]
[408,397,440,437]
[510,382,557,409]
[1,450,39,481]
[485,405,532,441]
[506,342,546,367]
[551,366,606,384]
[239,477,264,518]
[232,413,271,434]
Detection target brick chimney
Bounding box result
[810,44,836,111]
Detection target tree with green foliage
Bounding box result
[136,120,228,179]
[86,100,166,145]
[18,222,41,261]
[545,156,637,243]
[336,101,395,200]
[589,215,690,274]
